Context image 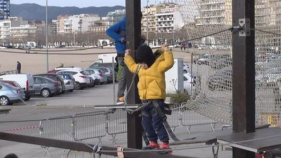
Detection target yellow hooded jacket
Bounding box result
[124,50,174,100]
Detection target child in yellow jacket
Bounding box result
[124,44,174,152]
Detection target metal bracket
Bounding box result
[239,19,250,36]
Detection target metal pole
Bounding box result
[112,57,116,105]
[46,0,49,71]
[190,52,193,96]
[232,0,255,157]
[146,0,149,45]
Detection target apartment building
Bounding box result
[89,20,109,33]
[0,0,10,20]
[51,20,58,35]
[0,20,10,40]
[142,5,161,33]
[107,9,125,26]
[195,0,230,26]
[195,0,280,27]
[57,14,100,33]
[156,7,184,33]
[10,25,37,41]
[57,15,69,33]
[69,14,100,33]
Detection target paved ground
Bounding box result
[0,48,237,157]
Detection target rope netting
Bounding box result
[177,0,281,126]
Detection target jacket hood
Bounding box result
[136,45,156,68]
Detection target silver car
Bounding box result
[0,82,25,106]
[58,74,75,92]
[96,67,115,83]
[33,76,62,97]
[86,68,107,85]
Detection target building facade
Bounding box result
[195,0,280,27]
[0,20,10,41]
[142,5,159,33]
[57,14,100,33]
[195,0,230,26]
[107,9,125,26]
[51,20,58,35]
[156,7,184,33]
[10,25,37,42]
[89,20,109,33]
[0,0,10,20]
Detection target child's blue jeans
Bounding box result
[141,100,169,143]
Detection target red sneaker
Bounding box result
[142,141,160,150]
[160,142,172,154]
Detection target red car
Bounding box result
[47,69,60,74]
[0,80,21,88]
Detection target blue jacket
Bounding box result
[106,17,126,54]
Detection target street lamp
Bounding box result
[46,0,49,71]
[146,0,149,44]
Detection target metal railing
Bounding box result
[0,70,18,76]
[39,105,218,146]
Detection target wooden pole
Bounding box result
[125,0,143,150]
[232,0,255,158]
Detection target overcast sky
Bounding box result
[10,0,165,8]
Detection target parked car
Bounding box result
[47,69,60,74]
[56,70,90,90]
[184,73,195,95]
[196,54,215,65]
[34,74,65,94]
[210,57,232,69]
[94,67,114,83]
[33,76,62,97]
[58,74,75,92]
[183,63,189,74]
[0,80,21,88]
[86,68,107,85]
[256,67,281,85]
[89,62,117,68]
[0,74,35,101]
[0,82,25,105]
[208,67,232,91]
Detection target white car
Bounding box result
[0,74,35,101]
[56,70,90,90]
[256,67,281,85]
[184,73,195,95]
[183,63,190,73]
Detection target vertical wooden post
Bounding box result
[126,0,143,150]
[232,0,255,158]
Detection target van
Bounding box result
[0,74,35,101]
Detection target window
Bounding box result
[184,76,188,81]
[34,77,43,84]
[87,70,94,75]
[100,68,109,72]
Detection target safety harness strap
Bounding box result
[152,101,181,142]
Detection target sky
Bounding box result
[10,0,165,8]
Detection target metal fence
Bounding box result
[39,105,218,146]
[74,111,107,143]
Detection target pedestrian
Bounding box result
[16,61,21,74]
[106,13,142,104]
[124,44,174,153]
[5,153,18,158]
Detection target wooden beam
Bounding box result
[232,0,255,157]
[125,0,143,150]
[0,132,194,158]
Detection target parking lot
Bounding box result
[16,83,117,107]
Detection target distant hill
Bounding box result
[10,3,125,21]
